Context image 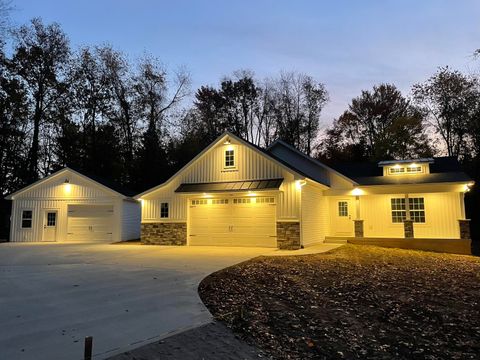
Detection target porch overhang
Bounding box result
[175,178,283,193]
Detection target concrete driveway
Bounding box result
[0,243,270,360]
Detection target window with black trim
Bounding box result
[21,210,33,228]
[224,149,235,168]
[160,202,169,218]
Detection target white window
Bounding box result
[391,198,406,223]
[21,210,33,228]
[224,149,235,168]
[191,199,208,205]
[338,201,348,217]
[160,203,169,218]
[211,199,229,205]
[409,197,425,223]
[391,197,425,223]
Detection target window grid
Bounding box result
[21,210,33,228]
[47,212,56,226]
[389,167,405,174]
[338,201,348,217]
[160,202,169,218]
[409,197,425,223]
[211,199,229,204]
[407,166,422,173]
[391,198,406,223]
[191,199,208,205]
[225,150,235,168]
[255,197,275,204]
[233,198,251,204]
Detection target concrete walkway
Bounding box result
[262,243,343,256]
[0,243,270,360]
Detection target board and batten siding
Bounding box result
[301,182,329,246]
[121,200,141,241]
[360,192,462,239]
[10,198,122,242]
[141,138,301,222]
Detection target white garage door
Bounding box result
[67,205,114,242]
[189,196,277,247]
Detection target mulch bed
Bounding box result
[199,245,480,359]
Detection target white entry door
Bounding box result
[42,210,57,242]
[188,197,277,247]
[67,205,114,242]
[331,199,354,236]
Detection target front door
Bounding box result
[43,210,57,242]
[332,199,353,236]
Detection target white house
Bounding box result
[136,132,474,254]
[6,168,140,243]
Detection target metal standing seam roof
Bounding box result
[175,178,283,193]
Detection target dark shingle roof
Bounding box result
[329,157,471,185]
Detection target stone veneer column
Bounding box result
[141,222,187,245]
[354,220,364,238]
[403,220,414,239]
[458,219,471,240]
[276,222,301,250]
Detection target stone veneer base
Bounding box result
[276,221,301,250]
[141,222,187,245]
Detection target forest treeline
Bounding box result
[1,17,480,241]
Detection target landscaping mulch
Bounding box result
[199,244,480,359]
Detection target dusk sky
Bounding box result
[9,0,480,125]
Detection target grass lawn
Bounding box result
[199,244,480,359]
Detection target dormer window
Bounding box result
[389,167,405,174]
[380,159,432,176]
[224,149,235,168]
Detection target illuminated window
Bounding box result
[409,197,425,223]
[160,203,169,218]
[389,167,405,174]
[21,210,33,228]
[225,149,235,168]
[407,166,422,173]
[338,201,348,217]
[391,198,406,223]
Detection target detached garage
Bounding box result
[5,167,140,243]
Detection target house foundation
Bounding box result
[141,222,187,245]
[276,221,301,250]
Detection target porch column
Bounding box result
[403,194,414,239]
[353,195,364,237]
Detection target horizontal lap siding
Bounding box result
[141,139,300,222]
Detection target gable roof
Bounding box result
[134,131,308,199]
[267,140,358,186]
[5,167,135,200]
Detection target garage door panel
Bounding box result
[189,197,276,247]
[67,205,113,242]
